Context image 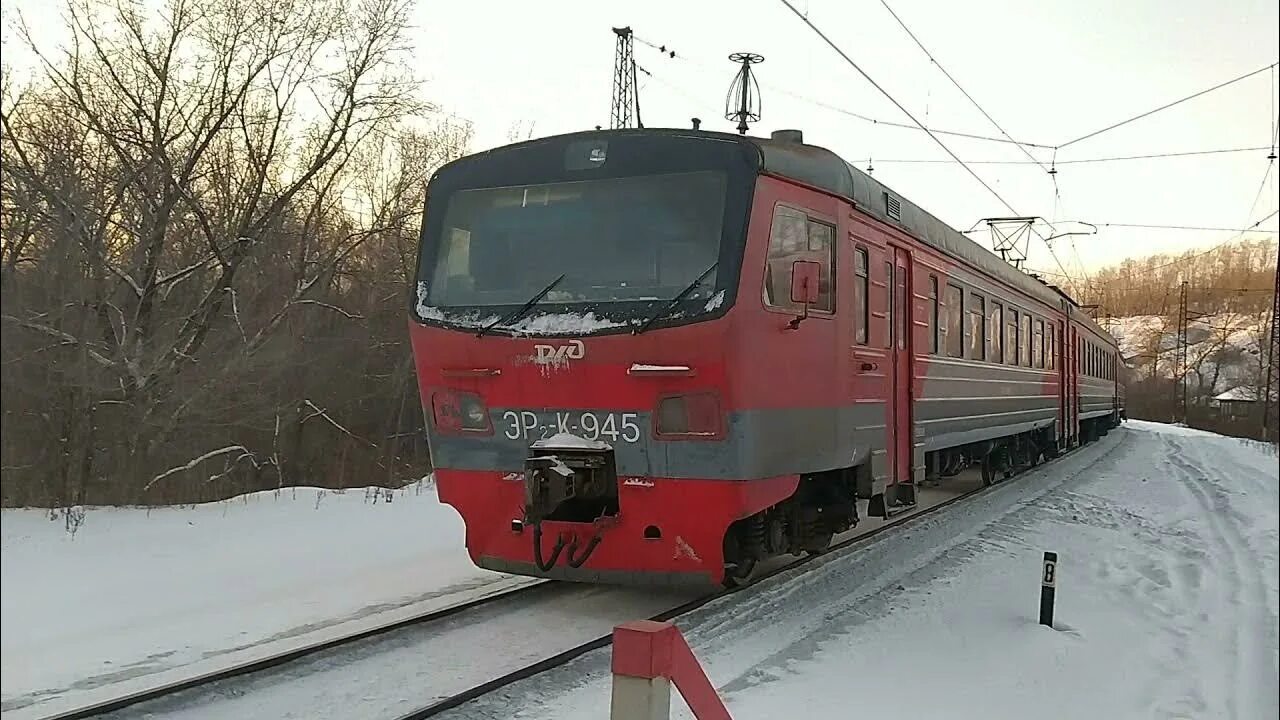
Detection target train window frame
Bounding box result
[1020,313,1032,367]
[853,247,869,345]
[1033,318,1045,369]
[967,292,986,361]
[762,204,836,315]
[1005,308,1019,367]
[928,275,939,355]
[944,282,964,358]
[988,301,1003,363]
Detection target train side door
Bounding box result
[1057,318,1070,448]
[888,246,915,493]
[1067,324,1080,446]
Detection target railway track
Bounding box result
[391,494,979,719]
[398,431,1129,720]
[47,431,1121,720]
[35,579,551,720]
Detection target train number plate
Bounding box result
[500,410,642,444]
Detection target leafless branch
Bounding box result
[143,445,253,491]
[293,299,364,320]
[302,399,377,447]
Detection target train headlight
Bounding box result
[655,392,723,439]
[431,389,492,434]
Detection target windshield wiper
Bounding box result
[633,262,718,335]
[476,273,566,338]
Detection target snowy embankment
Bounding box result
[445,421,1279,720]
[0,479,512,717]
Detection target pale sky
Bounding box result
[6,0,1279,281]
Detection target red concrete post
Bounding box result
[610,620,732,720]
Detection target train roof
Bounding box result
[734,129,1114,343]
[436,127,1116,346]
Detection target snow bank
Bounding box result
[0,478,504,715]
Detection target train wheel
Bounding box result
[981,454,997,486]
[803,532,834,556]
[723,558,758,588]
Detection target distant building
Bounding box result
[1211,386,1260,419]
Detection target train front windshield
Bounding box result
[422,171,726,314]
[414,132,760,334]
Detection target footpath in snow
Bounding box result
[0,479,516,718]
[444,421,1279,720]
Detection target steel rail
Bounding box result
[37,579,553,720]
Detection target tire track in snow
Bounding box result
[1162,434,1278,720]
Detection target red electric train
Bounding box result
[408,128,1123,586]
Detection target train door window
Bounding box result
[988,302,1003,362]
[764,206,834,313]
[1048,323,1056,370]
[1029,317,1039,366]
[967,293,985,360]
[945,283,963,357]
[928,275,939,354]
[895,262,908,350]
[1005,309,1019,366]
[853,248,869,344]
[884,262,894,348]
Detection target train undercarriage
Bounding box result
[719,412,1123,586]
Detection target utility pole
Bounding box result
[1264,247,1280,440]
[610,27,641,130]
[1178,280,1188,424]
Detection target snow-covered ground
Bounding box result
[443,422,1279,720]
[0,479,522,718]
[5,422,1277,720]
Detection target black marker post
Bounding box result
[1040,551,1058,627]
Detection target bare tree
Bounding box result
[1,0,469,506]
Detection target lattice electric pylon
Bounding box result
[610,27,641,130]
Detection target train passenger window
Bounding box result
[1020,313,1032,366]
[945,283,963,357]
[884,262,894,349]
[1048,324,1056,370]
[967,293,985,360]
[988,302,1003,362]
[854,248,869,345]
[1005,309,1019,366]
[764,206,834,313]
[1033,319,1045,369]
[928,275,939,354]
